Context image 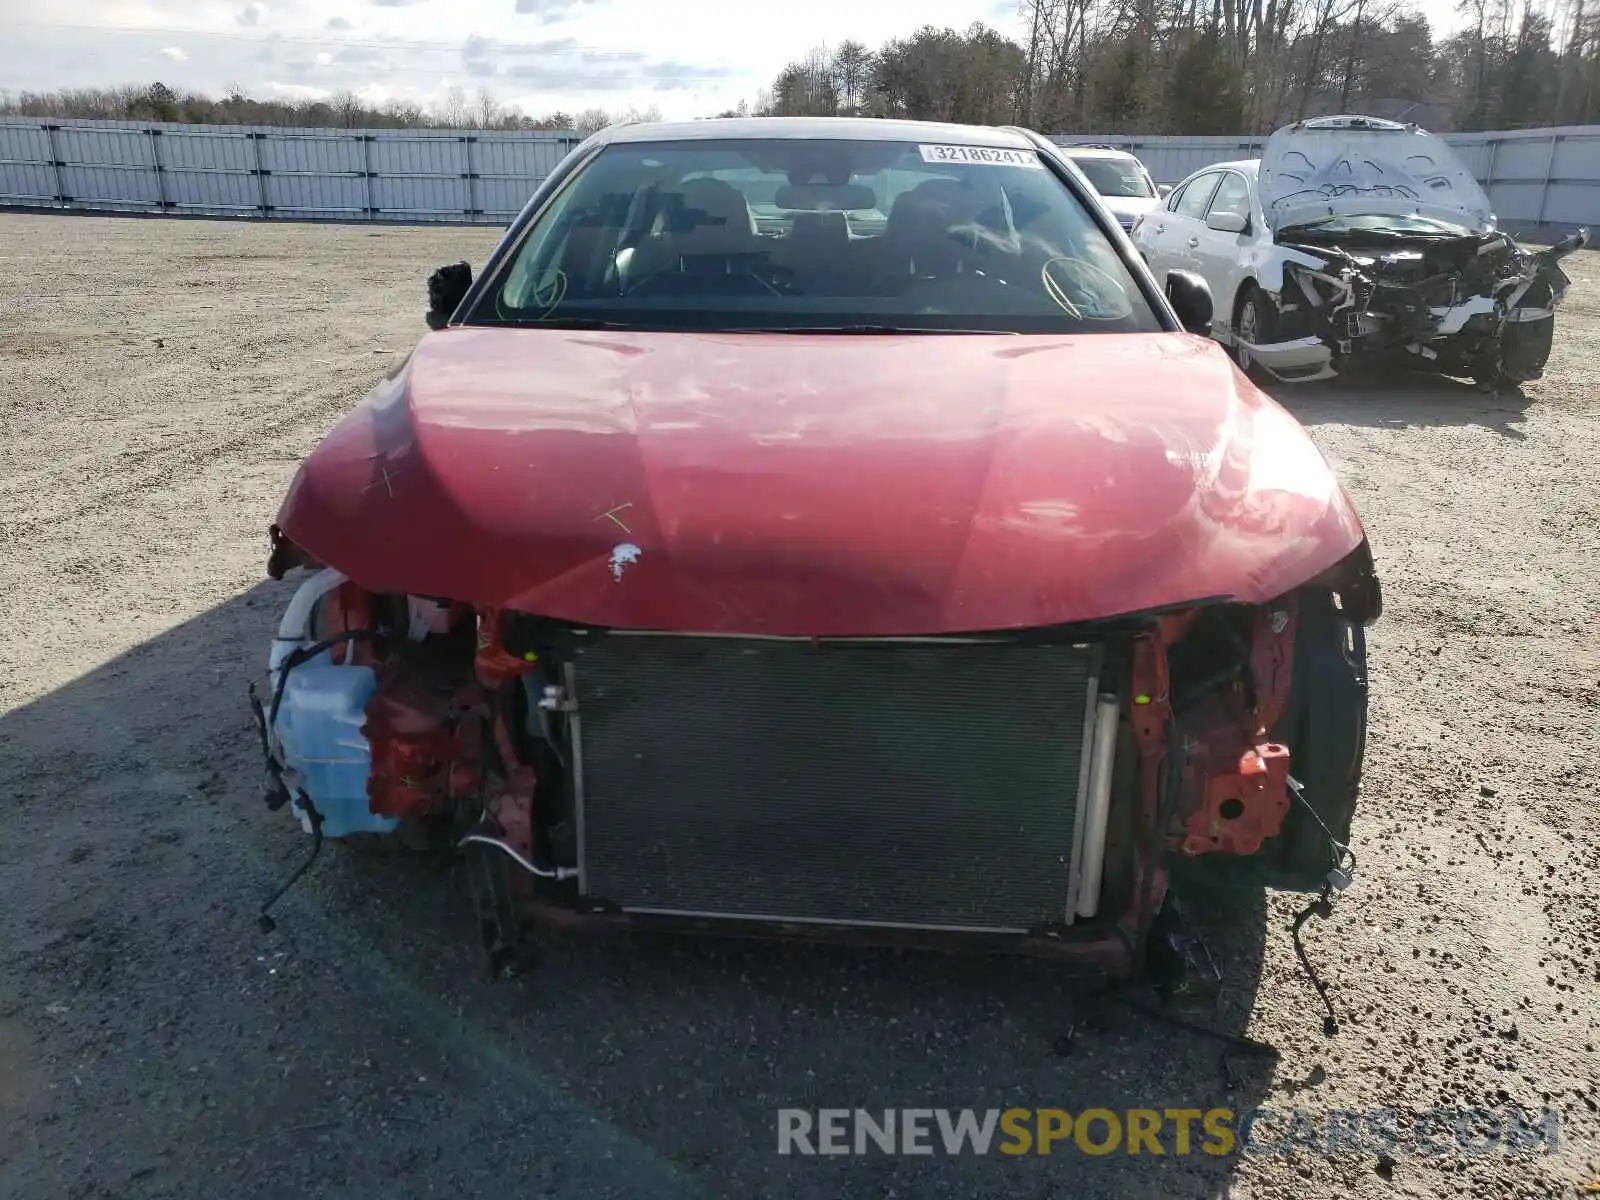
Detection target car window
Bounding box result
[474,138,1164,335]
[1070,157,1155,199]
[1173,173,1220,220]
[1207,172,1252,222]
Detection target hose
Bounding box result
[459,834,579,882]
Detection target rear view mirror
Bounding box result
[1157,183,1173,198]
[775,182,877,211]
[1206,210,1249,234]
[1165,270,1214,337]
[426,261,473,330]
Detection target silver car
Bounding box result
[1058,145,1163,233]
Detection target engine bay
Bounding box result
[1258,225,1589,386]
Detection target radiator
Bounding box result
[567,634,1101,933]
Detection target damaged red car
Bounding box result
[253,118,1381,981]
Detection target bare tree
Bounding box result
[831,41,874,112]
[437,84,469,128]
[330,89,361,128]
[475,87,500,129]
[574,106,612,135]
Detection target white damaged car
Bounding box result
[1132,115,1589,387]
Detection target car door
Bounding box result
[1133,176,1187,268]
[1165,171,1223,281]
[1191,170,1255,315]
[1141,171,1221,283]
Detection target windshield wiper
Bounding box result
[485,318,1016,335]
[516,317,640,330]
[740,324,1015,335]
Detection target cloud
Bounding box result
[506,58,738,92]
[371,0,425,6]
[334,45,388,64]
[513,0,593,20]
[236,4,262,25]
[326,15,353,28]
[262,81,331,100]
[463,32,496,76]
[160,46,188,62]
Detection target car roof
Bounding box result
[1187,158,1260,177]
[591,117,1038,149]
[1060,146,1142,160]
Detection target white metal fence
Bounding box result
[0,118,577,223]
[1,117,1595,229]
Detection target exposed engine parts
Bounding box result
[1253,226,1589,388]
[250,537,1377,981]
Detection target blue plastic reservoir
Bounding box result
[273,663,400,838]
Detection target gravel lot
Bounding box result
[1,211,1596,1199]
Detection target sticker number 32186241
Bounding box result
[917,144,1043,168]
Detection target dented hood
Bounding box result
[1261,116,1495,237]
[275,327,1367,637]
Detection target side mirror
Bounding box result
[1165,270,1214,337]
[1156,183,1173,198]
[1206,210,1249,234]
[426,261,473,330]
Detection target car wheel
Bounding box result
[1232,286,1273,379]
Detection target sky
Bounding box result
[2,0,1470,122]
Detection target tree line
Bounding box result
[740,0,1599,132]
[3,0,1596,137]
[0,82,658,136]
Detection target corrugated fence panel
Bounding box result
[265,172,367,216]
[259,131,365,175]
[56,125,154,168]
[373,174,469,217]
[1,117,1594,227]
[369,133,468,176]
[0,162,53,203]
[0,123,54,203]
[368,134,469,219]
[161,128,256,171]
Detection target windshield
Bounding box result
[475,138,1162,335]
[1070,158,1155,199]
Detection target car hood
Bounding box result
[275,327,1367,637]
[1260,116,1495,237]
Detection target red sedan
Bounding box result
[253,117,1381,982]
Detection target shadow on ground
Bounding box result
[1269,370,1533,439]
[0,584,1280,1199]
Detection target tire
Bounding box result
[1232,286,1274,379]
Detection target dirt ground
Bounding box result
[0,210,1596,1200]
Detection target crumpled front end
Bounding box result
[250,528,1382,979]
[247,326,1383,977]
[1242,227,1590,386]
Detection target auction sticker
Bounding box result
[918,144,1043,168]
